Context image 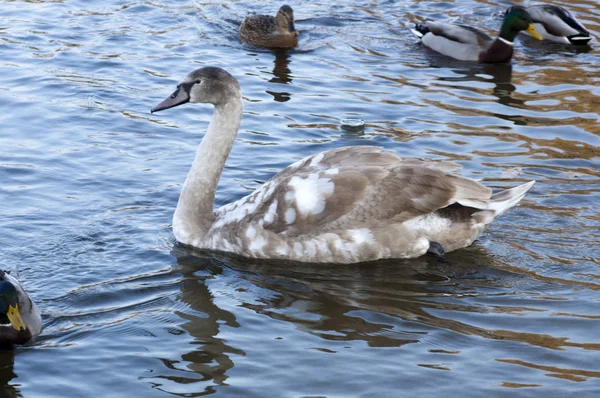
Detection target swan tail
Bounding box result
[472,181,535,225]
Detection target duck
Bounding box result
[150,67,535,264]
[239,5,298,48]
[0,270,41,345]
[511,5,592,45]
[411,5,543,63]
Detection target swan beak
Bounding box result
[151,85,190,113]
[526,24,543,40]
[7,304,26,332]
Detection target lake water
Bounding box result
[1,0,599,396]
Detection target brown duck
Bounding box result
[239,5,298,48]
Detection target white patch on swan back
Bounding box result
[246,225,257,239]
[304,240,317,257]
[213,182,276,229]
[249,233,266,253]
[285,208,296,224]
[349,228,374,245]
[287,157,306,170]
[309,153,324,167]
[263,199,278,225]
[287,174,335,216]
[294,242,303,257]
[325,168,339,175]
[275,244,289,256]
[403,214,451,234]
[285,191,294,202]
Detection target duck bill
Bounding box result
[526,24,543,40]
[151,86,190,113]
[7,304,26,332]
[288,22,296,33]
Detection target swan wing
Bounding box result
[218,146,491,236]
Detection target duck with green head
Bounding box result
[0,270,41,345]
[511,5,592,45]
[411,5,543,63]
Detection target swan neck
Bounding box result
[174,97,243,242]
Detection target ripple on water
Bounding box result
[0,0,599,396]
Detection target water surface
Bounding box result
[1,0,599,396]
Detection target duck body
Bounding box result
[520,5,591,45]
[240,5,298,48]
[413,22,512,62]
[151,67,535,264]
[411,6,542,63]
[0,271,41,345]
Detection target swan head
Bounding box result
[502,6,542,40]
[276,5,297,37]
[0,270,39,344]
[151,67,241,113]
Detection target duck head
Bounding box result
[501,6,543,42]
[276,5,297,37]
[0,270,41,345]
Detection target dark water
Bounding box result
[1,0,599,396]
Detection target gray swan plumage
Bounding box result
[151,67,535,264]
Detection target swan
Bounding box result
[511,5,592,45]
[151,67,535,264]
[239,5,298,48]
[411,5,542,63]
[0,270,41,345]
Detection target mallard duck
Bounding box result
[411,5,543,63]
[239,5,298,48]
[0,270,41,345]
[150,67,535,264]
[513,5,592,45]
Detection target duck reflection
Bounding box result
[0,350,19,397]
[436,63,522,108]
[266,49,293,102]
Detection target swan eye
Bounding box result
[195,79,201,84]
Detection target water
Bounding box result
[1,0,599,396]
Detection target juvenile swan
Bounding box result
[239,5,298,48]
[0,270,41,345]
[411,5,543,63]
[151,67,535,264]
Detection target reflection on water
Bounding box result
[436,64,521,108]
[266,49,293,101]
[156,242,600,395]
[171,250,239,392]
[0,351,18,398]
[1,0,600,396]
